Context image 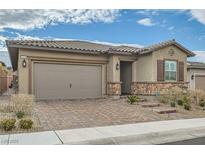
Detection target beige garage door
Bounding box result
[34,63,102,100]
[195,75,205,91]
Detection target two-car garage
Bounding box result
[33,63,102,100]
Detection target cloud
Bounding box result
[0,9,120,31]
[0,32,42,50]
[137,18,155,26]
[168,26,174,31]
[78,40,143,48]
[0,35,9,49]
[136,10,159,16]
[198,35,205,41]
[188,51,205,62]
[189,10,205,25]
[0,47,7,51]
[14,33,42,40]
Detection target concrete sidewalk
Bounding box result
[2,118,205,145]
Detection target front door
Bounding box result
[120,61,132,94]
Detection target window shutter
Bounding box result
[157,60,164,81]
[178,61,184,82]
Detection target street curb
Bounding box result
[62,126,205,145]
[2,118,205,145]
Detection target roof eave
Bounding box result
[187,66,205,69]
[139,42,195,57]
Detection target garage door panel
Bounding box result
[34,63,102,100]
[195,75,205,91]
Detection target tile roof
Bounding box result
[7,40,143,55]
[6,40,113,53]
[6,39,196,71]
[6,39,195,56]
[187,61,205,68]
[110,45,140,53]
[138,39,195,57]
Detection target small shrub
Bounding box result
[0,119,16,131]
[184,103,191,110]
[0,104,13,113]
[182,96,189,104]
[19,119,33,129]
[170,102,176,107]
[16,111,25,119]
[127,95,139,104]
[177,99,184,106]
[188,89,205,104]
[158,87,184,104]
[199,101,205,107]
[11,94,35,114]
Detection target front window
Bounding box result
[165,60,177,81]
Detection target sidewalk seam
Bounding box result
[7,134,10,145]
[53,131,63,144]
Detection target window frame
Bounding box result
[164,60,177,81]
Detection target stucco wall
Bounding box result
[107,55,120,82]
[152,45,187,82]
[187,68,205,90]
[135,54,153,81]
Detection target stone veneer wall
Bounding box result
[131,82,188,95]
[107,82,122,95]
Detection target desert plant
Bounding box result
[127,95,139,104]
[188,89,205,104]
[11,94,35,114]
[0,119,16,131]
[184,103,191,110]
[170,101,176,107]
[183,96,189,103]
[158,87,184,104]
[16,111,25,119]
[199,101,205,107]
[19,119,33,129]
[177,99,184,106]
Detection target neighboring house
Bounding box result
[0,51,11,67]
[187,61,205,91]
[6,39,195,100]
[0,61,12,94]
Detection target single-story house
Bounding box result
[6,39,196,100]
[187,61,205,91]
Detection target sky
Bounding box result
[0,9,205,66]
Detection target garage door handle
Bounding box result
[69,83,72,88]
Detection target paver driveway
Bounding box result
[34,97,188,131]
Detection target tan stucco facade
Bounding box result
[17,44,189,97]
[135,54,153,81]
[133,45,188,82]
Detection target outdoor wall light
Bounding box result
[116,62,120,70]
[191,74,194,80]
[22,59,27,68]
